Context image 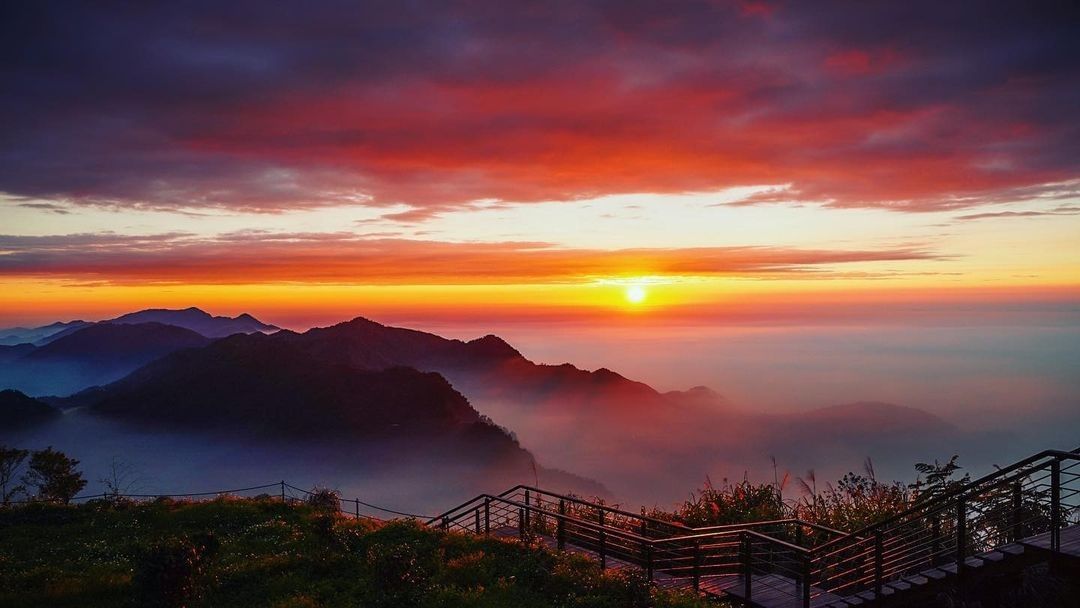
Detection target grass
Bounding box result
[0,496,717,608]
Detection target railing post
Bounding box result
[1011,480,1023,541]
[475,508,481,534]
[524,490,530,531]
[442,515,449,531]
[1051,458,1061,552]
[598,510,607,569]
[956,497,967,576]
[874,530,884,600]
[484,498,490,534]
[931,515,941,566]
[645,541,653,582]
[518,508,525,540]
[557,499,566,550]
[280,480,285,503]
[355,498,360,519]
[802,550,811,608]
[692,540,701,592]
[741,532,752,607]
[641,519,648,539]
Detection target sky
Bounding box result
[1,0,1078,328]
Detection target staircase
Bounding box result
[430,448,1080,606]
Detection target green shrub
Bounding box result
[21,447,87,504]
[644,476,784,527]
[132,533,219,608]
[305,487,341,514]
[363,539,434,607]
[0,498,714,608]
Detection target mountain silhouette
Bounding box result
[59,331,606,495]
[0,389,61,430]
[0,320,90,346]
[0,308,277,348]
[109,307,279,338]
[793,401,958,438]
[88,333,489,438]
[0,323,210,396]
[0,308,279,395]
[0,309,967,503]
[279,317,672,413]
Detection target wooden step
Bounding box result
[998,543,1025,556]
[885,579,912,592]
[902,574,930,586]
[976,550,1006,563]
[922,567,950,580]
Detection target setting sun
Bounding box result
[625,285,647,304]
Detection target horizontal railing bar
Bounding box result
[813,447,1078,555]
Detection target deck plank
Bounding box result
[1019,524,1080,558]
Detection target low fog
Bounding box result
[397,314,1080,507]
[2,313,1077,514]
[0,410,593,518]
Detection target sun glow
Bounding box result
[625,284,647,304]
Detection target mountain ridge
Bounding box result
[0,389,61,430]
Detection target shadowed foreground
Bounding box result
[0,497,714,608]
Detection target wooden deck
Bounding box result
[1019,521,1080,557]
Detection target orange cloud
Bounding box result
[0,232,944,285]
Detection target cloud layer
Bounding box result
[0,231,941,285]
[3,1,1078,214]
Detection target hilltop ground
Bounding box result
[0,497,714,608]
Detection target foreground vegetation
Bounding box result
[642,456,971,531]
[0,496,714,608]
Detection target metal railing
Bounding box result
[2,480,439,521]
[429,447,1080,606]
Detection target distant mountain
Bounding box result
[796,401,959,437]
[0,308,277,395]
[1,309,965,504]
[109,307,279,338]
[88,333,488,439]
[0,389,61,430]
[63,332,605,495]
[0,343,35,364]
[242,316,968,502]
[0,323,210,396]
[0,320,90,346]
[0,308,276,348]
[664,386,732,408]
[280,317,674,414]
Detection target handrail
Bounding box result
[434,447,1079,548]
[430,446,1078,607]
[441,484,847,539]
[437,493,657,544]
[437,493,811,559]
[652,527,809,554]
[499,485,690,530]
[812,447,1080,554]
[428,494,491,524]
[692,517,848,538]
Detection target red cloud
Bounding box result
[2,2,1077,215]
[176,59,1071,214]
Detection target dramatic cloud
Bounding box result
[2,1,1077,214]
[0,231,942,285]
